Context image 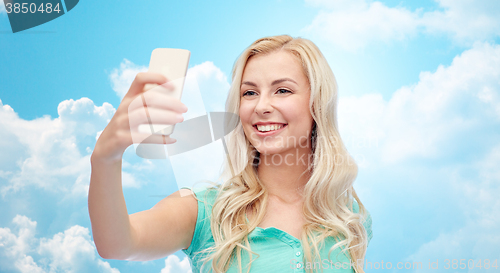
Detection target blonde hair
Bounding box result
[198,35,370,273]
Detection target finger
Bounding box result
[143,86,188,112]
[125,72,172,98]
[128,108,184,129]
[143,81,176,95]
[128,91,188,113]
[130,131,177,145]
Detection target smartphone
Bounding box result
[139,48,190,135]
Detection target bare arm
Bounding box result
[88,72,196,261]
[126,188,198,261]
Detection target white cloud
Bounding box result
[304,0,500,50]
[336,42,500,267]
[121,171,142,188]
[167,139,226,191]
[109,59,148,99]
[0,215,38,267]
[422,0,500,43]
[304,1,419,50]
[165,62,231,190]
[187,61,230,113]
[0,216,46,273]
[0,215,119,273]
[161,255,192,273]
[305,0,367,10]
[0,97,115,196]
[38,225,119,273]
[406,146,500,271]
[338,42,500,165]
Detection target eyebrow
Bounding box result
[241,78,298,87]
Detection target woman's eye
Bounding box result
[242,90,257,96]
[277,88,291,94]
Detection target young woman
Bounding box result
[89,35,373,273]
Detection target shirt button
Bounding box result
[296,251,301,256]
[296,263,302,268]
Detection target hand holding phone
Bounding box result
[93,48,190,162]
[138,48,191,135]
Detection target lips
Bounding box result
[252,121,287,125]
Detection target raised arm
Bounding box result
[88,72,197,261]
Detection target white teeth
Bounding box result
[256,124,284,132]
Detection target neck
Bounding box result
[257,147,313,203]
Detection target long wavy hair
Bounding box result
[198,35,370,273]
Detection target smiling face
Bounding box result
[239,50,314,156]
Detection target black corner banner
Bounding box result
[3,0,79,33]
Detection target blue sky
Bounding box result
[1,0,500,272]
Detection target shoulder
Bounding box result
[182,186,219,206]
[178,186,219,228]
[180,186,219,256]
[152,188,198,216]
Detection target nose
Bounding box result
[254,94,273,115]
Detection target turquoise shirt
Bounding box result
[182,187,373,273]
